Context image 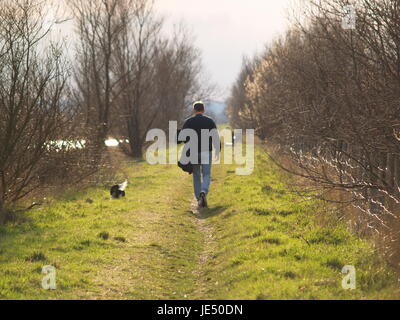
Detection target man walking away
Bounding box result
[182,101,220,209]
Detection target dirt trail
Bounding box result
[190,200,217,298]
[89,166,225,300]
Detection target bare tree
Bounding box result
[71,0,211,158]
[113,2,206,158]
[111,0,162,157]
[152,25,204,130]
[229,0,400,259]
[0,0,69,223]
[71,0,128,149]
[227,56,260,131]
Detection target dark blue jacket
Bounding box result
[180,114,221,154]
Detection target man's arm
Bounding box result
[211,120,221,158]
[177,119,191,144]
[176,129,183,145]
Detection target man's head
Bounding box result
[193,101,205,114]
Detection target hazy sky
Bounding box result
[53,0,292,100]
[156,0,292,99]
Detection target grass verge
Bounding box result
[0,147,398,300]
[0,161,202,300]
[198,148,400,300]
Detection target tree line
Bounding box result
[227,0,400,260]
[0,0,207,222]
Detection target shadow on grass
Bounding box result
[198,206,229,219]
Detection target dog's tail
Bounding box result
[119,180,128,191]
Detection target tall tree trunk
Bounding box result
[127,121,143,159]
[0,200,5,225]
[131,141,143,159]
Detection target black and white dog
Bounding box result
[110,180,128,200]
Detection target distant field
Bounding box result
[0,148,398,300]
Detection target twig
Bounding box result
[300,235,311,246]
[15,202,42,213]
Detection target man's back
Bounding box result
[182,114,219,154]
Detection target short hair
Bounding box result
[193,101,205,112]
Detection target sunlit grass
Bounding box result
[0,148,398,300]
[0,161,202,300]
[200,149,400,300]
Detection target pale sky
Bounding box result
[156,0,292,99]
[52,0,292,100]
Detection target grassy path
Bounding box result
[0,149,399,300]
[0,162,205,299]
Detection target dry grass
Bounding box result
[262,142,400,273]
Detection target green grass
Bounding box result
[0,148,399,300]
[0,161,203,300]
[200,150,400,300]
